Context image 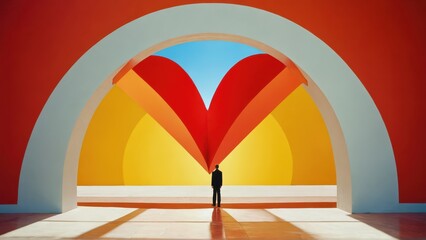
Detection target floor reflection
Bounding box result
[210,208,224,239]
[351,213,426,239]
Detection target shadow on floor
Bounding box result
[0,213,55,235]
[77,208,146,239]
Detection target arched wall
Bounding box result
[1,4,424,213]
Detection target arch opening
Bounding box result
[76,37,338,189]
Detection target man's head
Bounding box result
[215,165,219,170]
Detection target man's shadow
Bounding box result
[210,208,224,239]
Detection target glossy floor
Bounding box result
[1,207,426,239]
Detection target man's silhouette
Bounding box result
[211,164,222,207]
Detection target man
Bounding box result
[211,164,222,207]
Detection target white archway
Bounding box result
[2,3,417,213]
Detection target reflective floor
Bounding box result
[1,207,426,239]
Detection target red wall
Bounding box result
[1,0,425,204]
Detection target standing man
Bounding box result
[211,165,222,207]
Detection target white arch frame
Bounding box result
[2,3,424,213]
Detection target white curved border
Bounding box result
[1,3,424,213]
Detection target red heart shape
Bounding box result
[116,54,306,172]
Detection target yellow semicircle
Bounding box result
[220,114,293,185]
[272,85,336,185]
[78,86,146,185]
[123,113,293,185]
[123,113,209,185]
[79,77,333,186]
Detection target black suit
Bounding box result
[211,169,222,206]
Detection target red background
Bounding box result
[1,0,425,204]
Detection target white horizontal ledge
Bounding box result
[77,185,337,203]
